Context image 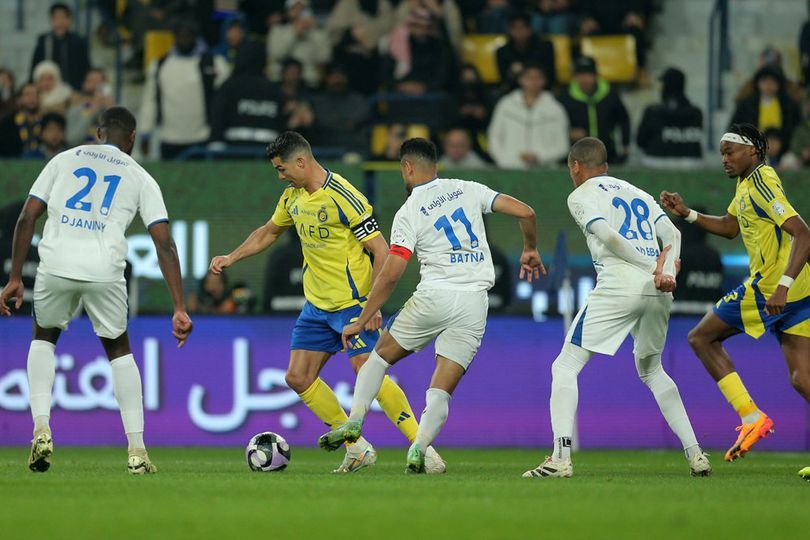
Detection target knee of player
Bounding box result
[686,327,706,351]
[789,369,810,401]
[284,370,315,393]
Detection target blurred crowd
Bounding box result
[1,1,810,171]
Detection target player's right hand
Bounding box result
[0,279,24,316]
[341,322,363,352]
[654,245,672,276]
[209,255,232,274]
[519,249,546,283]
[654,274,677,293]
[172,310,193,348]
[659,191,690,218]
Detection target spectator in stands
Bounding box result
[275,58,316,132]
[559,56,630,163]
[487,64,568,168]
[33,61,74,115]
[779,97,810,171]
[139,20,228,160]
[240,0,286,38]
[211,16,249,70]
[439,128,488,168]
[0,68,16,120]
[476,0,513,34]
[452,63,493,158]
[268,0,331,87]
[394,0,464,53]
[764,128,785,167]
[530,0,577,35]
[210,42,286,147]
[307,63,370,155]
[735,46,802,105]
[496,12,556,90]
[30,3,90,90]
[385,8,455,94]
[121,0,187,70]
[188,270,238,314]
[263,229,305,313]
[636,67,703,169]
[66,68,113,146]
[729,65,802,150]
[327,0,394,95]
[672,207,724,315]
[372,122,409,160]
[23,112,66,160]
[0,83,42,157]
[578,0,650,83]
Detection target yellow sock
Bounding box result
[298,378,349,429]
[717,372,759,421]
[376,375,419,443]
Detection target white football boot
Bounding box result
[689,452,712,477]
[128,449,158,475]
[522,456,573,478]
[28,431,53,472]
[333,438,377,473]
[424,445,446,474]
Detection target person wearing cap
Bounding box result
[735,46,802,105]
[558,56,630,163]
[636,67,704,169]
[730,65,802,151]
[660,123,810,475]
[268,0,331,87]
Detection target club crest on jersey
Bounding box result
[317,205,328,223]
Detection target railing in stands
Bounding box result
[706,0,731,150]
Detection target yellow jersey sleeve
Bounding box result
[325,174,381,243]
[270,189,294,228]
[748,168,798,228]
[727,196,738,216]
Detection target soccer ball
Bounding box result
[245,432,291,472]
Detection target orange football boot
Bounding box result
[724,413,774,462]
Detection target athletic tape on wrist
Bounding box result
[685,209,698,223]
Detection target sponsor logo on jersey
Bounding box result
[771,201,785,216]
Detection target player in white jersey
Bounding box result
[318,138,546,473]
[0,107,192,474]
[522,137,711,479]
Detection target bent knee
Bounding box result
[285,370,315,393]
[687,328,708,351]
[790,370,810,401]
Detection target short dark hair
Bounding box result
[100,106,136,135]
[266,131,312,161]
[509,12,532,27]
[50,3,71,17]
[728,123,768,161]
[520,62,546,78]
[41,112,66,130]
[569,137,607,168]
[399,137,437,164]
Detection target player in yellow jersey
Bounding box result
[210,132,445,473]
[661,124,810,473]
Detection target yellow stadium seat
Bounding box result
[545,34,572,84]
[462,34,508,84]
[371,124,431,156]
[580,35,637,83]
[144,30,175,71]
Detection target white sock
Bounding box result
[415,388,451,449]
[110,354,145,451]
[348,350,390,421]
[550,344,590,461]
[27,340,56,436]
[685,444,702,459]
[636,354,699,453]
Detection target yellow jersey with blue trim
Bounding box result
[726,164,810,301]
[270,170,381,312]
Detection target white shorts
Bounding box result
[33,270,128,339]
[566,290,672,358]
[387,289,488,371]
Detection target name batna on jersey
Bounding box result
[391,178,498,292]
[29,144,168,283]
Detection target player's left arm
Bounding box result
[361,233,389,332]
[0,197,46,315]
[491,193,547,282]
[342,253,408,351]
[766,214,810,315]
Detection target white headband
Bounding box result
[720,132,754,146]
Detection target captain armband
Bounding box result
[352,215,379,241]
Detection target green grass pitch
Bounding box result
[1,448,808,539]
